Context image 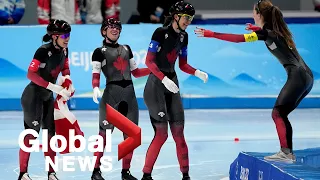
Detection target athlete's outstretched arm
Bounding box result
[124,45,151,78]
[194,26,267,43]
[130,60,151,78]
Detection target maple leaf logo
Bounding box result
[166,49,178,64]
[50,65,61,78]
[113,57,128,74]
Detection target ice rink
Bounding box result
[0,109,319,180]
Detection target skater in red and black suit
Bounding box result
[141,2,208,180]
[19,19,73,180]
[90,18,151,180]
[195,0,314,162]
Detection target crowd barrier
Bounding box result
[0,23,319,110]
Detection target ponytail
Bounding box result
[42,34,52,42]
[271,6,296,50]
[163,16,173,27]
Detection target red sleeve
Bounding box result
[178,39,196,75]
[37,0,51,24]
[131,68,150,78]
[61,58,70,76]
[27,59,49,88]
[145,51,165,80]
[204,30,245,43]
[179,56,196,75]
[92,73,100,88]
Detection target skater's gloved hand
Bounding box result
[47,82,71,100]
[195,69,208,83]
[162,76,179,93]
[245,23,261,31]
[194,27,214,37]
[92,87,102,104]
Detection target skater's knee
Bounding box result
[170,123,185,137]
[155,132,168,143]
[171,129,186,145]
[272,108,280,121]
[150,116,168,142]
[23,134,37,147]
[154,127,168,143]
[272,106,290,121]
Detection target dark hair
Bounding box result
[256,0,296,50]
[42,34,52,42]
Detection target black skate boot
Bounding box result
[141,173,153,180]
[182,173,190,180]
[18,172,32,180]
[121,169,138,180]
[91,168,105,180]
[48,172,59,180]
[182,176,190,180]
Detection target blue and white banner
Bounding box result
[0,24,319,99]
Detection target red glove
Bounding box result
[245,23,262,31]
[203,30,215,37]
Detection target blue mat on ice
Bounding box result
[229,148,320,180]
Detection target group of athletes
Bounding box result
[18,0,314,180]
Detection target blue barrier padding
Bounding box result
[230,148,320,180]
[1,97,318,111]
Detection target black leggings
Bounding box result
[19,84,56,173]
[272,66,313,151]
[94,83,139,170]
[143,73,189,174]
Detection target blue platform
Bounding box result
[230,148,320,180]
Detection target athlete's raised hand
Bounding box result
[245,23,261,32]
[195,69,208,83]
